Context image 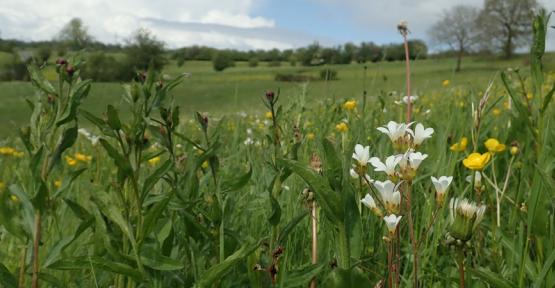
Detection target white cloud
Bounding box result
[0,0,290,50]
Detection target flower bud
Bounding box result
[265,90,275,103]
[55,58,67,66]
[65,65,75,77]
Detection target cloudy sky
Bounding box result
[0,0,553,50]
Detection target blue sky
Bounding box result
[0,0,553,50]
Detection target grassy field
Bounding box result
[0,54,553,136]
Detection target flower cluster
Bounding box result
[0,146,24,157]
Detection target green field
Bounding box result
[1,55,553,136]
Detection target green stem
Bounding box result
[458,249,465,288]
[337,225,350,269]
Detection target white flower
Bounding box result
[431,176,453,195]
[431,176,453,205]
[395,95,418,105]
[383,214,402,234]
[352,144,371,167]
[244,138,254,145]
[78,128,100,146]
[399,150,428,171]
[361,194,377,209]
[377,121,412,143]
[466,171,482,188]
[246,128,253,135]
[407,123,434,146]
[373,180,401,213]
[369,155,401,177]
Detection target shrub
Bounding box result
[320,69,338,80]
[212,52,235,71]
[268,60,281,67]
[274,73,315,82]
[248,58,259,67]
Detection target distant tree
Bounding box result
[212,52,235,71]
[408,40,428,60]
[57,18,93,50]
[34,46,52,64]
[248,58,259,67]
[298,42,322,66]
[124,28,167,72]
[429,5,479,71]
[339,43,357,64]
[477,0,540,59]
[356,42,382,63]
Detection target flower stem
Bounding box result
[31,212,41,288]
[457,249,465,288]
[310,202,318,288]
[18,246,27,288]
[403,34,412,123]
[406,181,419,287]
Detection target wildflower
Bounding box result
[450,137,468,152]
[244,138,254,145]
[343,100,357,111]
[361,194,383,217]
[397,20,409,36]
[369,155,401,178]
[201,160,210,169]
[492,108,501,116]
[0,181,5,190]
[510,143,519,156]
[373,180,401,214]
[0,147,16,156]
[398,150,428,179]
[336,122,348,133]
[65,156,77,166]
[265,111,273,119]
[407,123,434,147]
[377,121,412,149]
[148,156,161,166]
[465,171,483,190]
[384,214,402,235]
[394,96,418,105]
[74,152,92,162]
[526,92,533,100]
[352,144,370,167]
[462,152,491,170]
[442,80,450,87]
[78,128,100,146]
[54,180,62,188]
[484,138,506,153]
[306,133,315,141]
[431,176,453,206]
[448,198,486,242]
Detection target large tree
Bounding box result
[124,28,167,72]
[477,0,539,59]
[429,5,479,71]
[57,18,93,50]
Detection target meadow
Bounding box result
[0,12,555,288]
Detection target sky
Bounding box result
[0,0,553,51]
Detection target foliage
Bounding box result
[212,52,235,71]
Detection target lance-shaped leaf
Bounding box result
[48,126,78,174]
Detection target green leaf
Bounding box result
[140,246,184,271]
[221,166,252,193]
[49,257,143,281]
[52,168,87,198]
[48,125,78,173]
[194,238,262,288]
[106,105,122,130]
[142,193,173,239]
[64,199,91,220]
[277,211,309,245]
[27,64,56,95]
[282,263,326,288]
[277,158,343,225]
[57,79,91,126]
[0,262,17,288]
[268,195,281,226]
[322,138,343,191]
[471,267,516,288]
[38,272,63,287]
[142,159,173,200]
[534,249,555,288]
[99,139,132,178]
[540,81,555,115]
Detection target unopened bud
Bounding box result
[55,58,67,66]
[265,90,275,103]
[65,65,75,77]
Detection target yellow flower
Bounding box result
[54,180,62,188]
[343,100,357,111]
[458,101,465,108]
[335,122,348,133]
[450,137,468,152]
[463,152,492,170]
[265,111,273,119]
[442,79,450,87]
[526,92,533,100]
[148,156,161,166]
[65,156,77,166]
[10,195,18,203]
[510,146,519,156]
[74,152,92,162]
[306,133,315,140]
[201,160,210,169]
[503,101,510,110]
[492,108,501,116]
[0,147,17,156]
[484,138,506,153]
